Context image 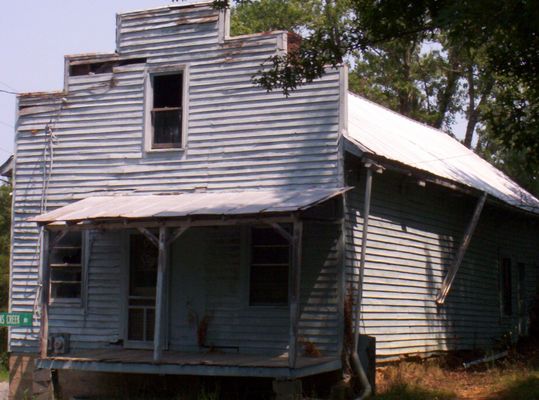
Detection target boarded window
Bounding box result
[249,227,290,306]
[151,73,182,149]
[50,232,83,300]
[501,258,512,316]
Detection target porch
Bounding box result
[32,188,347,377]
[36,348,341,378]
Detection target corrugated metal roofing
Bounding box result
[346,92,539,213]
[31,187,347,225]
[0,155,13,178]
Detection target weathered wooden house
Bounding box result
[7,2,539,398]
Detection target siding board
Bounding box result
[11,5,342,353]
[346,166,539,360]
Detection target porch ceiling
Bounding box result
[31,187,348,226]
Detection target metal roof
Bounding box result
[0,156,13,178]
[31,187,348,225]
[346,92,539,213]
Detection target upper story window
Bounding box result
[144,66,189,152]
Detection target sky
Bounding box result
[0,0,176,166]
[0,1,467,167]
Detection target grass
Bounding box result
[0,351,7,382]
[495,371,539,400]
[0,366,7,382]
[374,383,455,400]
[373,347,539,400]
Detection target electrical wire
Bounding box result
[0,88,18,95]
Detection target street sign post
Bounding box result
[0,312,33,327]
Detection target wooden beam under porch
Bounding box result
[36,349,341,379]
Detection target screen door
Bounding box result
[126,234,158,347]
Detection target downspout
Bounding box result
[351,166,373,399]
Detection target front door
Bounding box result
[126,234,158,347]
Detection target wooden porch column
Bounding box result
[288,218,303,369]
[39,228,50,359]
[154,226,169,362]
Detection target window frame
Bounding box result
[143,65,189,153]
[124,232,159,349]
[49,231,87,306]
[247,225,291,308]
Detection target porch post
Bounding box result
[154,226,169,362]
[288,218,303,369]
[39,228,50,359]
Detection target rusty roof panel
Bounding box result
[31,188,348,225]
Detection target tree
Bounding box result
[220,0,539,165]
[0,184,10,313]
[230,0,318,36]
[349,36,463,134]
[0,183,10,361]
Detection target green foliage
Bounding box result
[349,36,462,133]
[0,183,10,368]
[0,351,7,382]
[374,382,456,400]
[0,184,11,314]
[477,78,539,196]
[230,0,317,36]
[219,0,539,172]
[496,373,539,400]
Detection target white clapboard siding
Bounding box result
[167,225,338,356]
[346,167,539,360]
[10,5,343,353]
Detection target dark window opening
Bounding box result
[501,258,513,316]
[249,226,290,306]
[151,73,183,149]
[127,234,158,342]
[49,232,83,300]
[69,58,147,76]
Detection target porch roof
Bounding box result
[31,187,347,226]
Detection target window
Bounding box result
[127,234,158,343]
[501,257,512,316]
[249,227,290,306]
[50,232,83,300]
[145,66,188,151]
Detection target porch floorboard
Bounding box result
[36,348,341,379]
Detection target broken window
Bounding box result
[150,73,183,149]
[50,232,83,300]
[500,258,513,316]
[249,227,290,306]
[69,58,146,76]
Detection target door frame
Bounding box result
[122,231,158,349]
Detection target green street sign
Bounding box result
[0,312,33,327]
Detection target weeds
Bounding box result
[0,352,7,382]
[375,382,455,400]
